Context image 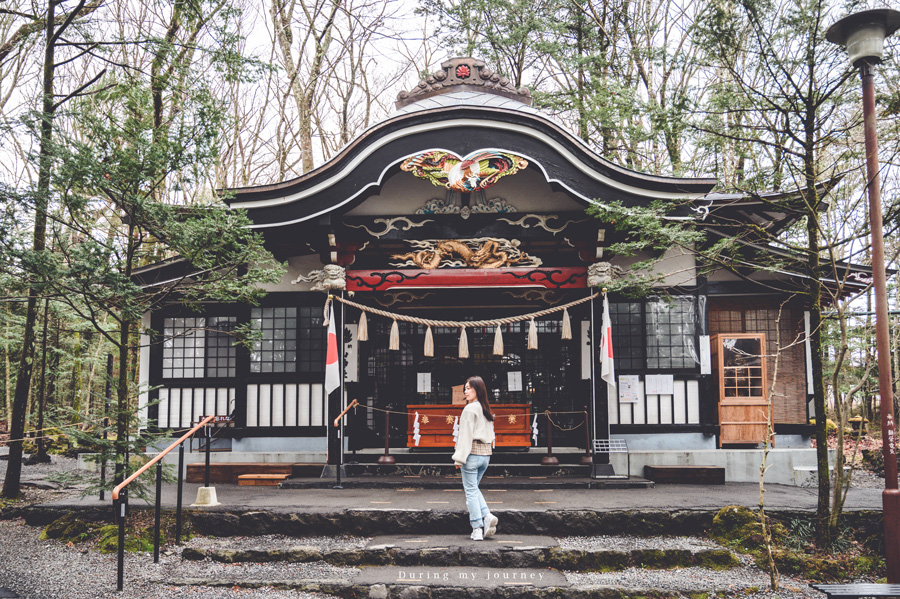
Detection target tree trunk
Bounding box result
[2,0,57,498]
[35,299,50,463]
[805,145,830,548]
[114,224,136,485]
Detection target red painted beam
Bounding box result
[346,267,587,291]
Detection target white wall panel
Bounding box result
[687,380,700,424]
[311,384,324,426]
[247,385,258,427]
[285,385,298,426]
[272,385,285,426]
[674,382,687,424]
[646,394,659,424]
[259,384,272,427]
[299,385,310,426]
[158,389,170,428]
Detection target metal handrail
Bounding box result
[112,414,215,501]
[112,414,217,591]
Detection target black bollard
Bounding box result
[541,411,559,466]
[377,410,395,465]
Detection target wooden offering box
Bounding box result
[407,404,532,448]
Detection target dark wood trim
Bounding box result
[774,423,815,435]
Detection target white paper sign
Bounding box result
[507,371,523,392]
[699,335,711,375]
[618,374,640,403]
[645,374,674,396]
[416,372,432,393]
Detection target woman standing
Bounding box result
[451,376,499,541]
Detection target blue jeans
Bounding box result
[461,454,491,529]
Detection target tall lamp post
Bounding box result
[826,8,900,582]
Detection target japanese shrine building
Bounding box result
[136,58,865,478]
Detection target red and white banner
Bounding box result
[324,303,340,395]
[600,294,615,389]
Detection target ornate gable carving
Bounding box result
[396,57,533,108]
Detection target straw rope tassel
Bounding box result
[561,307,572,340]
[389,319,399,350]
[357,311,368,342]
[528,318,538,350]
[424,325,434,357]
[493,325,504,356]
[459,326,469,359]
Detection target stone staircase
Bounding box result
[164,509,805,598]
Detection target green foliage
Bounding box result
[712,506,886,580]
[710,505,787,553]
[586,199,707,296]
[808,418,837,434]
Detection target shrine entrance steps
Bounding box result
[277,448,652,489]
[169,517,785,598]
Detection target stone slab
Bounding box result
[367,535,556,550]
[0,588,19,598]
[353,566,568,588]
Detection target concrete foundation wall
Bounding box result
[610,447,834,486]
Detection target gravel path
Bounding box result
[0,453,875,598]
[0,519,351,599]
[565,567,823,598]
[558,534,723,551]
[186,534,369,552]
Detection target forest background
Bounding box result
[0,0,899,546]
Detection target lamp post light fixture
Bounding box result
[826,7,900,582]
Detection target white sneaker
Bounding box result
[470,527,484,541]
[484,513,499,538]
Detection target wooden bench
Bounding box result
[237,474,290,487]
[810,583,900,598]
[186,462,295,485]
[643,464,725,485]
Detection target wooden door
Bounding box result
[711,334,770,447]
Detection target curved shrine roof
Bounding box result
[223,57,717,229]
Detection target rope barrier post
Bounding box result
[116,490,126,592]
[581,408,593,465]
[153,461,162,563]
[541,411,559,466]
[175,442,184,545]
[377,409,395,465]
[204,422,211,488]
[334,423,343,489]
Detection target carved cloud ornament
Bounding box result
[291,264,346,291]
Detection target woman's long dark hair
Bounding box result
[467,376,494,422]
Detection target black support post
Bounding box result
[176,443,184,545]
[153,462,162,563]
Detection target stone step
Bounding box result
[188,508,717,538]
[349,448,592,465]
[337,463,594,478]
[165,577,761,598]
[181,534,739,571]
[280,473,651,490]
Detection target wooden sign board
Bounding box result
[451,384,465,405]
